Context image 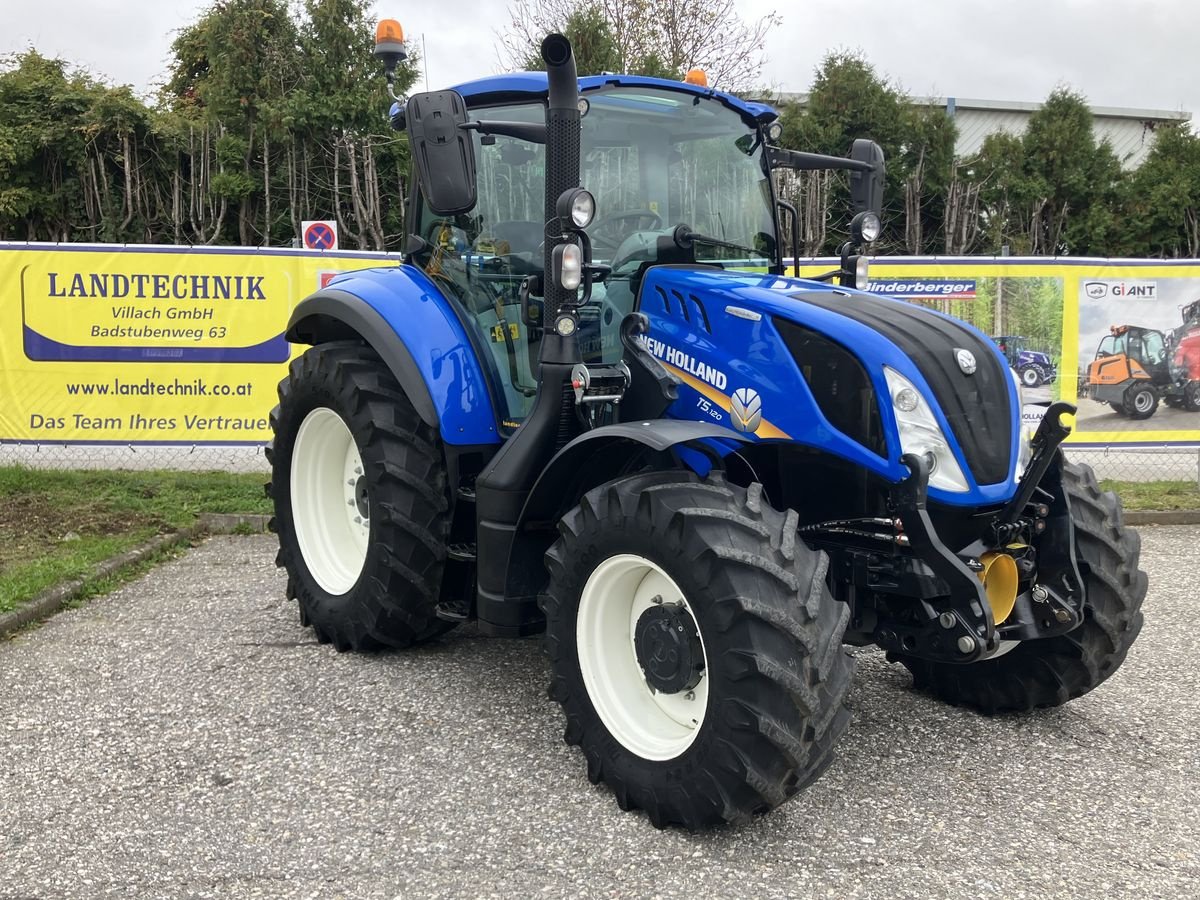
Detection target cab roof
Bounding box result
[450,72,778,127]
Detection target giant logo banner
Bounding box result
[0,244,397,444]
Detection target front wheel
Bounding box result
[1020,366,1043,388]
[1123,383,1159,419]
[899,461,1146,713]
[540,471,854,828]
[267,343,454,651]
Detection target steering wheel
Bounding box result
[589,209,663,254]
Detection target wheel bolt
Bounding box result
[938,612,956,629]
[957,635,977,654]
[685,691,695,701]
[1055,609,1071,623]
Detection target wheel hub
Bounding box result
[633,602,704,694]
[353,475,370,519]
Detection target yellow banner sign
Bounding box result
[0,244,395,443]
[4,247,1200,446]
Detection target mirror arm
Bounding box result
[776,199,799,277]
[460,120,547,144]
[767,146,877,174]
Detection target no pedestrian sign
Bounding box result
[302,220,338,251]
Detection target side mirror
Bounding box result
[406,90,477,216]
[849,139,885,217]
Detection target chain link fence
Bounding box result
[3,439,1198,486]
[0,443,269,474]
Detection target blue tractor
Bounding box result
[267,27,1147,828]
[993,335,1058,388]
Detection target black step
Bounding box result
[456,485,476,502]
[447,542,477,562]
[435,598,472,623]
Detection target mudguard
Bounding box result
[286,266,503,446]
[481,420,748,636]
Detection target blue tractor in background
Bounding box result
[993,335,1058,388]
[267,24,1147,828]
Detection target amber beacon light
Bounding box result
[683,68,708,86]
[374,19,407,84]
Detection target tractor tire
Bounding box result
[1122,383,1158,420]
[1107,402,1126,416]
[1020,366,1042,388]
[267,342,454,651]
[898,461,1146,714]
[1183,381,1200,412]
[540,471,855,828]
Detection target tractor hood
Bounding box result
[636,267,1022,505]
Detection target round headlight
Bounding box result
[894,387,920,413]
[571,190,595,228]
[767,121,784,142]
[854,255,870,290]
[859,212,881,243]
[850,210,882,245]
[555,187,596,230]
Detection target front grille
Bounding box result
[774,318,885,457]
[792,292,1013,485]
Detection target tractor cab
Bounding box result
[1092,324,1168,379]
[403,79,780,424]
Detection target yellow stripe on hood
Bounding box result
[662,362,791,440]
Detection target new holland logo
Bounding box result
[730,388,762,433]
[955,348,977,375]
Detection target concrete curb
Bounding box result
[0,514,272,639]
[1124,510,1200,526]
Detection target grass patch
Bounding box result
[0,467,269,614]
[1101,479,1200,511]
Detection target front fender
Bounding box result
[286,266,502,445]
[482,420,749,636]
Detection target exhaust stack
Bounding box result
[540,33,581,328]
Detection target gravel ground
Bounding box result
[1,529,1197,899]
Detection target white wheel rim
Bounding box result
[1023,368,1039,386]
[290,407,370,595]
[576,554,709,761]
[1135,391,1153,412]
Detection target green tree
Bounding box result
[773,51,955,256]
[1122,124,1200,257]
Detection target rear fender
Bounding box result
[286,266,502,446]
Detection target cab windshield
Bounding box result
[412,85,776,421]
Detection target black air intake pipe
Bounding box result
[540,33,581,329]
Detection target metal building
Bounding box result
[772,94,1192,169]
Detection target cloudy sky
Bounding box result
[2,0,1198,118]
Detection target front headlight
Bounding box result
[1010,365,1033,480]
[883,367,970,493]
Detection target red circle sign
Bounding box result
[304,222,336,250]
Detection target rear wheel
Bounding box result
[898,461,1146,714]
[1123,383,1158,419]
[1183,381,1200,412]
[1107,402,1126,416]
[540,471,854,828]
[267,342,454,651]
